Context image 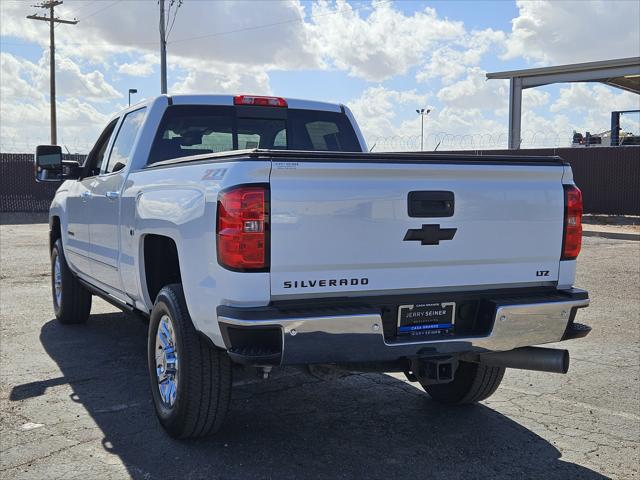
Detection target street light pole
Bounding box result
[128,88,138,106]
[415,108,432,151]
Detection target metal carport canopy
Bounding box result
[487,57,640,149]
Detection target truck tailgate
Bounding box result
[269,159,565,297]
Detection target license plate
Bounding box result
[397,302,456,337]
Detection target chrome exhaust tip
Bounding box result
[476,346,569,374]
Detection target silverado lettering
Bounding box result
[283,278,369,289]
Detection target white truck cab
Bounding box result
[35,94,590,438]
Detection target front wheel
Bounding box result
[148,284,232,438]
[51,239,92,324]
[421,361,505,404]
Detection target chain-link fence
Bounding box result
[0,153,86,213]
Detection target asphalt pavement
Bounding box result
[1,222,638,479]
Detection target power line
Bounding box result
[165,0,183,40]
[80,0,120,21]
[63,0,97,18]
[168,0,392,44]
[26,1,78,145]
[53,0,94,28]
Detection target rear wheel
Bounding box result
[51,239,92,324]
[421,361,505,404]
[148,284,232,438]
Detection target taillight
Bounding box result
[233,95,287,107]
[562,184,583,260]
[217,185,269,271]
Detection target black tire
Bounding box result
[422,361,505,405]
[51,239,92,324]
[148,284,232,439]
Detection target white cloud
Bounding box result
[0,95,110,153]
[437,67,509,113]
[0,0,320,70]
[523,89,550,108]
[170,61,271,95]
[504,0,640,64]
[309,0,464,81]
[347,86,429,141]
[0,52,44,101]
[1,51,121,101]
[0,52,112,152]
[417,28,506,85]
[117,54,158,77]
[551,83,640,114]
[55,56,121,100]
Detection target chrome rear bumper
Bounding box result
[218,289,589,366]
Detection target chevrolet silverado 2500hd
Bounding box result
[35,94,590,438]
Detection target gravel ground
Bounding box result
[1,222,638,480]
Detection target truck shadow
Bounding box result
[13,312,606,480]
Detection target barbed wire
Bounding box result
[0,137,93,154]
[368,130,572,151]
[0,129,615,154]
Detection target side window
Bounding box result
[273,128,287,148]
[84,120,118,177]
[104,108,147,174]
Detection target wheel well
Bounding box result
[143,235,182,304]
[50,217,61,251]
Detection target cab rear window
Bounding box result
[148,105,360,164]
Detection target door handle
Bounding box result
[407,191,455,218]
[105,191,119,200]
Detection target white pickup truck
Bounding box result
[35,94,590,438]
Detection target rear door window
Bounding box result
[83,119,118,177]
[104,107,146,174]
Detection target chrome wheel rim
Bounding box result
[155,314,179,408]
[53,254,62,307]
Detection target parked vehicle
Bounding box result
[35,94,590,438]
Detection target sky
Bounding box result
[1,0,639,153]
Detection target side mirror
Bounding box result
[34,145,63,182]
[34,145,81,182]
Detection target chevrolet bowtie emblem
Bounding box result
[403,224,457,245]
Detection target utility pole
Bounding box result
[158,0,182,95]
[159,0,167,94]
[27,1,77,145]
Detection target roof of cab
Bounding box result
[109,94,345,127]
[169,94,343,113]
